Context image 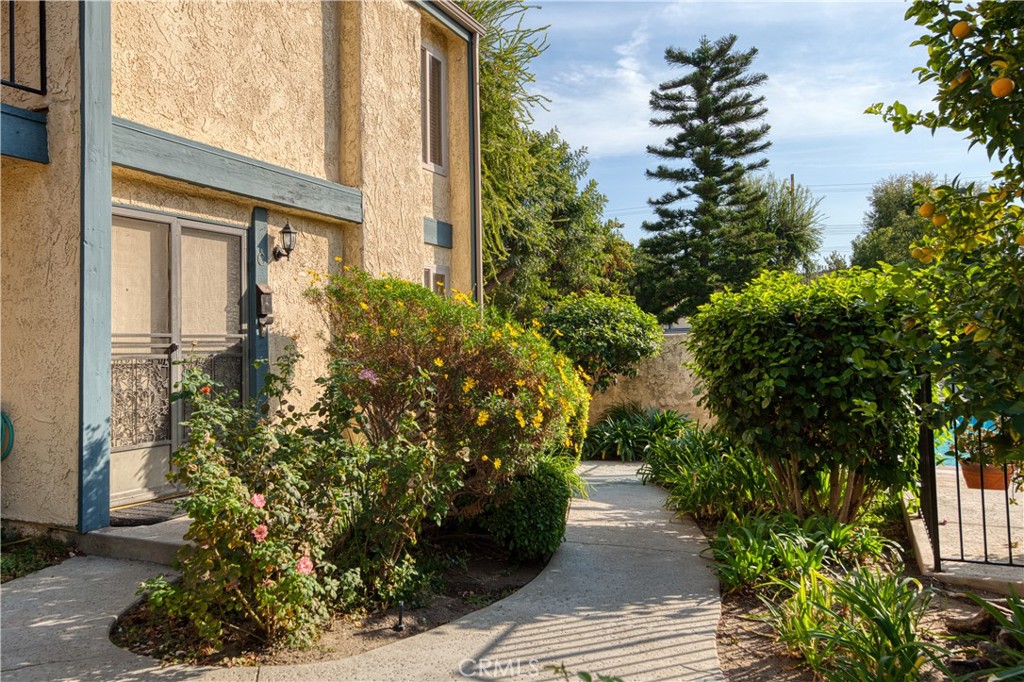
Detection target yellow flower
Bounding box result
[476,410,490,426]
[495,388,504,396]
[334,256,343,263]
[491,330,503,341]
[510,341,519,348]
[505,323,519,338]
[463,377,477,393]
[493,458,502,470]
[481,454,489,462]
[532,410,544,428]
[553,328,564,337]
[436,335,446,342]
[515,379,526,388]
[433,358,444,367]
[389,328,399,336]
[531,318,542,328]
[359,302,369,310]
[532,330,542,340]
[515,409,526,428]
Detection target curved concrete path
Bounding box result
[0,462,723,682]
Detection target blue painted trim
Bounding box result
[1,103,49,163]
[424,217,454,249]
[111,117,363,225]
[78,0,112,533]
[412,1,470,41]
[248,208,270,399]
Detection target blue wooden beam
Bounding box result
[112,118,363,225]
[78,0,112,533]
[248,208,270,400]
[1,104,49,163]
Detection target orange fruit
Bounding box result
[911,247,924,260]
[992,77,1015,98]
[919,203,935,218]
[1016,234,1024,246]
[932,214,948,227]
[952,21,971,39]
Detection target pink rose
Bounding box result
[251,493,266,509]
[296,555,314,575]
[252,524,269,542]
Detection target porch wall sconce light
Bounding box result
[273,221,298,261]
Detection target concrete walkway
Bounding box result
[0,462,723,682]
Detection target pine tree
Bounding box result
[635,34,771,322]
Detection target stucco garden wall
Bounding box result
[111,168,349,412]
[111,0,341,183]
[0,1,82,528]
[588,333,713,426]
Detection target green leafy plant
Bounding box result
[708,513,898,592]
[540,292,662,393]
[141,350,357,648]
[1,532,72,583]
[689,269,919,522]
[640,426,773,522]
[583,403,692,462]
[481,455,580,562]
[965,589,1024,680]
[814,569,949,682]
[868,0,1024,465]
[762,569,839,671]
[308,269,590,519]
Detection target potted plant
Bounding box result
[955,422,1018,491]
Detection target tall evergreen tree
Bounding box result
[635,34,771,322]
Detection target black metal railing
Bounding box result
[918,377,1022,570]
[2,0,46,95]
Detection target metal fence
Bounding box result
[2,0,46,95]
[918,376,1022,572]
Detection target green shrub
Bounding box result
[481,456,579,562]
[142,351,357,648]
[308,269,590,518]
[689,269,919,522]
[583,403,692,462]
[640,426,773,522]
[541,292,662,393]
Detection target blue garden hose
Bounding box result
[1,412,12,461]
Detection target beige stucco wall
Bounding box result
[111,0,341,183]
[111,168,348,411]
[588,333,713,426]
[339,2,474,294]
[0,1,82,528]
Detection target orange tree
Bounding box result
[868,0,1023,461]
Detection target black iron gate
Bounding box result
[918,376,1022,572]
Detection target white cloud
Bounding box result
[533,22,663,158]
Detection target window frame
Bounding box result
[420,42,448,174]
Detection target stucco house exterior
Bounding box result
[1,0,484,533]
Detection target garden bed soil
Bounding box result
[111,544,543,667]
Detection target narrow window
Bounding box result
[421,46,446,170]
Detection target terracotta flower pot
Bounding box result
[959,461,1016,490]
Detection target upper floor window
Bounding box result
[421,44,446,172]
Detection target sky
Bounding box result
[523,0,1000,262]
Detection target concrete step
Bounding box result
[74,517,190,566]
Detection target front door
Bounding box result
[110,211,247,507]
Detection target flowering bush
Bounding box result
[141,349,360,647]
[307,268,590,518]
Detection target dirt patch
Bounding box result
[111,545,543,667]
